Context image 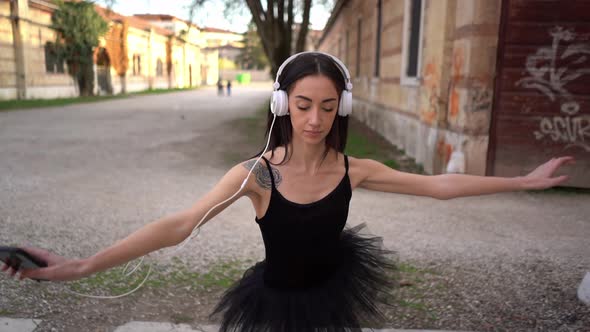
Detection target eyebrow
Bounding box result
[295,95,337,103]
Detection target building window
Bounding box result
[356,18,362,77]
[133,54,141,76]
[44,42,65,74]
[375,0,382,77]
[156,58,163,77]
[401,0,424,85]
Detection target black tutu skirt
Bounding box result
[210,223,398,332]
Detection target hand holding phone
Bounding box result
[1,246,48,281]
[0,246,48,269]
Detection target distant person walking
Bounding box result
[217,79,224,96]
[226,80,232,96]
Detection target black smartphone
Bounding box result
[0,246,48,270]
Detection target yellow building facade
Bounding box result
[0,0,77,99]
[0,0,220,100]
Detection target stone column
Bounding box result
[445,0,502,175]
[10,0,30,99]
[148,28,153,89]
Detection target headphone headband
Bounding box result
[273,51,353,91]
[271,51,353,117]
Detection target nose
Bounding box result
[308,106,321,126]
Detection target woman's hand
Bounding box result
[522,156,575,190]
[1,247,87,282]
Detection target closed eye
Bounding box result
[297,107,334,112]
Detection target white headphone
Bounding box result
[270,51,353,117]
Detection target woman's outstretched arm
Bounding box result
[3,163,256,282]
[352,156,575,200]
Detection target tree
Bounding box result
[190,0,333,77]
[236,22,270,70]
[52,1,109,96]
[104,19,129,93]
[242,0,309,76]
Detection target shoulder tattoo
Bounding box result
[242,159,282,190]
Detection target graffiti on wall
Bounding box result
[449,47,464,118]
[448,47,493,117]
[516,26,590,151]
[421,61,440,125]
[468,82,492,113]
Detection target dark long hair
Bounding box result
[255,53,350,165]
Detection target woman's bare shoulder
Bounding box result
[239,152,283,191]
[345,156,384,188]
[346,155,377,169]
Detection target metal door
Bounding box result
[488,0,590,187]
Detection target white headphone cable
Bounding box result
[172,112,277,254]
[65,113,278,299]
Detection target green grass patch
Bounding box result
[398,299,427,311]
[383,159,400,169]
[390,260,443,321]
[527,186,590,196]
[397,261,438,275]
[397,262,420,274]
[170,313,194,324]
[69,258,246,296]
[0,95,124,111]
[344,129,382,160]
[345,121,414,171]
[0,87,198,111]
[131,87,197,96]
[0,309,15,315]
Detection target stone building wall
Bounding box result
[318,0,502,175]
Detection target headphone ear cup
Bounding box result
[338,90,352,116]
[271,90,289,116]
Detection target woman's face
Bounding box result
[288,74,339,145]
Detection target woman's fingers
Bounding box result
[18,268,37,280]
[550,157,575,177]
[538,156,574,177]
[524,156,574,190]
[556,156,575,167]
[1,264,18,278]
[551,175,569,186]
[20,246,65,266]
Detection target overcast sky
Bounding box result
[97,0,332,33]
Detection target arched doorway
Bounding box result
[96,47,113,95]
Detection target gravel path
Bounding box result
[1,85,589,331]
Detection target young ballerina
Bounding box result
[2,52,574,331]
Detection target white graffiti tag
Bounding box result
[516,27,590,101]
[535,103,590,152]
[516,27,590,152]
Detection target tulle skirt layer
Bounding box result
[210,223,398,332]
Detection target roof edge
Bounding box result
[317,0,349,49]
